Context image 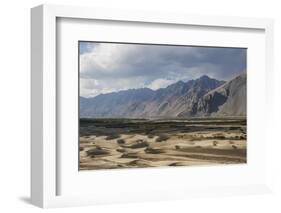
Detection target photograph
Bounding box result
[79,42,247,170]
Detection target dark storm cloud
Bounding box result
[80,42,246,97]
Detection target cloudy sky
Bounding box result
[79,42,246,97]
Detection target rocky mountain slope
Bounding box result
[197,73,247,116]
[80,73,246,118]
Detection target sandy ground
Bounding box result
[79,119,246,170]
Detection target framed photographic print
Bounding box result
[31,4,274,208]
[78,42,247,170]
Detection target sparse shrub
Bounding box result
[189,135,205,141]
[130,141,149,149]
[147,134,154,139]
[121,153,138,158]
[144,147,163,154]
[156,135,169,142]
[117,139,125,144]
[213,141,218,146]
[116,148,126,153]
[175,145,180,150]
[127,160,139,166]
[240,127,246,133]
[232,145,238,150]
[86,148,109,157]
[95,145,102,150]
[80,147,84,151]
[169,162,180,166]
[189,137,198,141]
[105,134,120,140]
[213,134,226,139]
[195,146,202,149]
[240,135,246,140]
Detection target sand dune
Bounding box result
[80,118,246,170]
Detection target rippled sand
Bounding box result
[79,118,246,170]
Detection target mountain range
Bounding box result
[80,73,246,118]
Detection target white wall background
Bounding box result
[0,0,280,212]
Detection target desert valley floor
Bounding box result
[79,118,247,170]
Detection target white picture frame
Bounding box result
[31,4,274,208]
